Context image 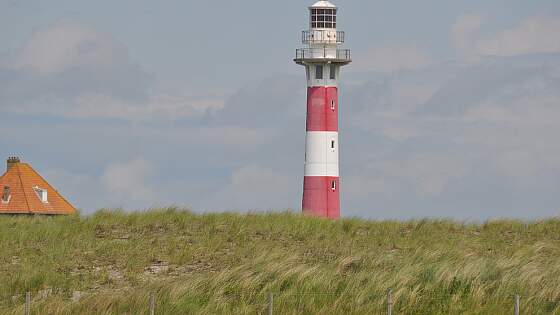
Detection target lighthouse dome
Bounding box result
[310,1,337,8]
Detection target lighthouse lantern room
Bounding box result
[294,1,350,219]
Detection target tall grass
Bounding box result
[0,208,559,314]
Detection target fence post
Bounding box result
[25,292,30,315]
[514,294,520,315]
[149,292,155,315]
[387,289,393,315]
[267,292,274,315]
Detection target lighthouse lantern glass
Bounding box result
[310,8,337,29]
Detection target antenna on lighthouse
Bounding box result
[294,1,350,219]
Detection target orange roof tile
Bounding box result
[0,159,76,215]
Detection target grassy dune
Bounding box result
[0,209,559,314]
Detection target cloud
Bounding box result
[12,20,129,75]
[27,52,560,217]
[453,15,560,58]
[100,158,156,205]
[53,93,224,120]
[40,159,158,213]
[452,15,484,58]
[339,50,560,218]
[206,166,299,211]
[5,52,560,219]
[344,152,469,215]
[353,45,433,73]
[0,20,223,121]
[476,16,560,56]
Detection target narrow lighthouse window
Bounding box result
[330,64,336,79]
[331,140,335,149]
[316,65,323,79]
[331,100,335,110]
[331,180,336,191]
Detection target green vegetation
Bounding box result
[0,209,559,314]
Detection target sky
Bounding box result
[1,0,560,219]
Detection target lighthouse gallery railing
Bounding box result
[295,48,351,62]
[302,30,345,44]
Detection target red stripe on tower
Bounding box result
[303,176,340,218]
[294,1,350,219]
[306,87,338,131]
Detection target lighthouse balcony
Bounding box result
[295,48,351,64]
[302,30,345,44]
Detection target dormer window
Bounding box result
[33,186,48,203]
[2,186,10,203]
[310,8,337,29]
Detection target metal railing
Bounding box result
[302,30,345,44]
[295,48,351,62]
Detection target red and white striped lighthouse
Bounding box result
[295,1,351,219]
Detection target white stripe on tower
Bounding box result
[304,131,339,177]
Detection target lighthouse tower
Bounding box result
[295,1,351,219]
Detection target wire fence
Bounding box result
[2,289,559,314]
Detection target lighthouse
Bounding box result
[294,1,351,219]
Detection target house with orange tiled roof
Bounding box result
[0,157,76,215]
